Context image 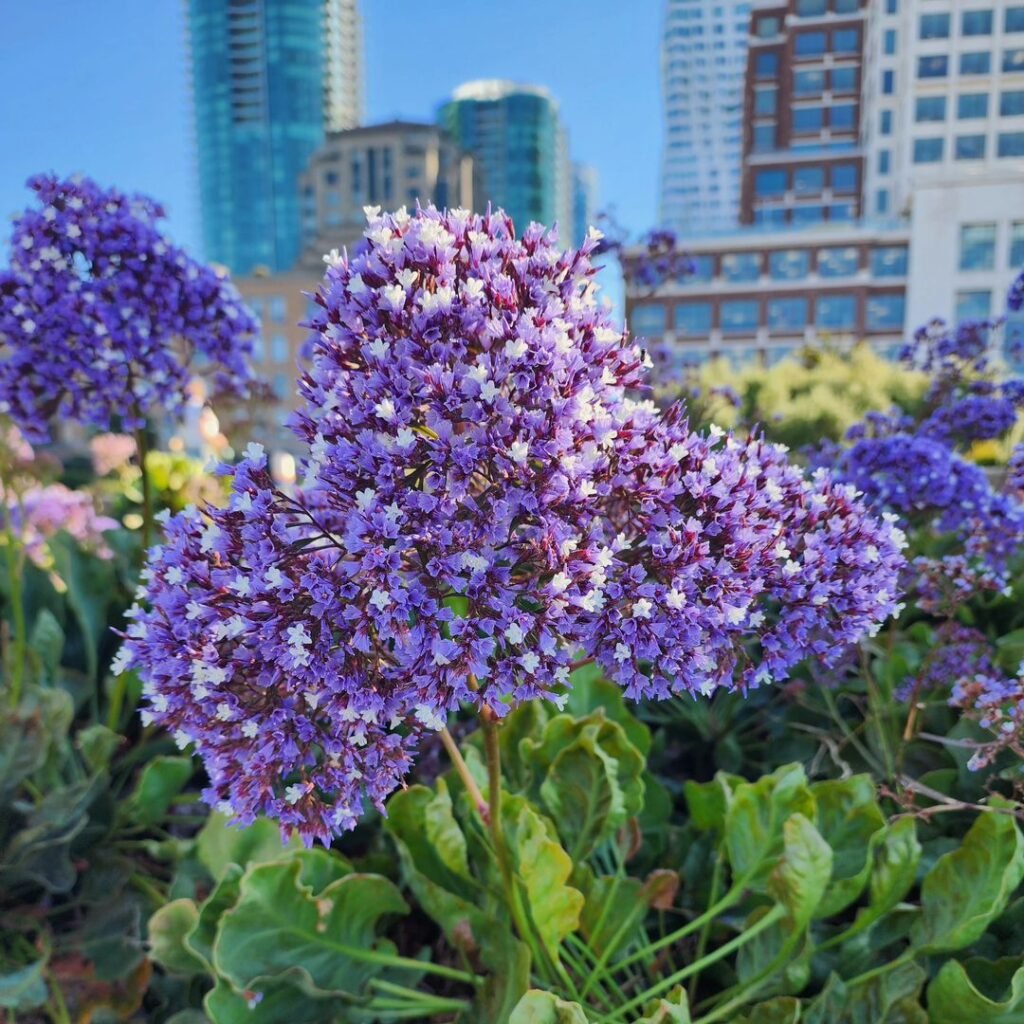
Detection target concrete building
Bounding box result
[622,221,909,372]
[659,0,752,234]
[186,0,364,275]
[741,0,868,227]
[297,121,478,267]
[439,80,571,235]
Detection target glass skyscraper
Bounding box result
[187,0,363,274]
[659,0,752,235]
[439,80,571,236]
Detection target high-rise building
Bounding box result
[740,0,868,227]
[438,80,570,235]
[297,121,478,266]
[860,0,1024,325]
[659,0,752,235]
[572,163,599,247]
[187,0,363,275]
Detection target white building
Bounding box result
[861,0,1024,323]
[659,0,753,234]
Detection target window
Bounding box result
[273,374,288,400]
[756,52,779,78]
[999,132,1024,156]
[795,31,827,57]
[753,124,776,151]
[754,208,789,226]
[1011,222,1024,266]
[631,304,667,334]
[877,189,890,214]
[913,138,944,163]
[958,93,989,119]
[754,88,778,116]
[956,134,987,159]
[796,0,826,13]
[881,110,893,135]
[1004,49,1024,72]
[795,69,826,95]
[675,302,712,334]
[1001,90,1024,116]
[755,14,782,37]
[832,164,858,191]
[919,12,950,38]
[866,295,906,330]
[793,106,824,132]
[818,247,859,277]
[1008,7,1024,32]
[720,300,760,334]
[685,255,715,284]
[251,335,264,362]
[915,96,947,122]
[871,246,908,276]
[833,28,860,54]
[918,55,948,78]
[769,249,810,280]
[815,295,857,329]
[834,0,859,12]
[960,51,992,75]
[878,149,891,173]
[271,334,289,364]
[884,28,897,54]
[958,224,999,270]
[962,9,994,35]
[768,298,808,331]
[832,66,857,92]
[755,169,788,197]
[882,70,895,94]
[721,252,761,282]
[269,296,287,323]
[794,166,825,194]
[956,290,992,320]
[793,205,826,224]
[886,0,897,12]
[829,203,856,221]
[831,104,857,130]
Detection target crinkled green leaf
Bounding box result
[847,817,921,938]
[0,958,48,1010]
[204,977,335,1024]
[187,864,244,971]
[28,608,64,684]
[561,664,651,756]
[911,810,1024,954]
[124,755,193,826]
[196,811,298,881]
[684,773,741,836]
[510,990,592,1023]
[76,723,122,772]
[634,985,692,1023]
[805,960,926,1024]
[731,997,801,1024]
[927,956,1024,1024]
[769,813,833,929]
[148,898,206,976]
[0,688,71,801]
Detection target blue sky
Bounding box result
[0,0,663,257]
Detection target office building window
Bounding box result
[882,70,895,94]
[815,295,857,329]
[754,88,778,116]
[1008,6,1024,31]
[755,52,779,78]
[915,96,946,122]
[269,296,287,323]
[884,28,897,54]
[793,205,826,224]
[919,12,950,38]
[999,131,1024,156]
[831,104,857,130]
[833,28,859,53]
[794,69,826,95]
[818,247,860,277]
[877,189,890,214]
[956,134,987,159]
[918,55,948,78]
[271,334,289,364]
[273,374,288,399]
[1011,222,1024,266]
[768,297,808,331]
[754,208,789,226]
[878,149,891,174]
[796,0,826,13]
[1005,49,1024,72]
[866,295,906,330]
[960,51,992,74]
[886,0,897,12]
[962,9,993,35]
[829,203,856,221]
[832,66,857,92]
[793,166,825,195]
[769,249,810,280]
[793,106,825,132]
[755,168,788,197]
[832,164,858,191]
[834,0,859,11]
[872,246,908,277]
[721,300,761,334]
[755,14,782,37]
[795,31,827,57]
[880,109,893,135]
[958,93,989,119]
[631,304,667,334]
[675,302,713,334]
[251,335,264,362]
[1001,90,1024,116]
[685,255,715,284]
[753,124,776,151]
[913,138,944,162]
[722,252,761,282]
[956,290,992,320]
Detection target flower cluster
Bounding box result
[951,669,1024,771]
[121,206,905,842]
[896,622,999,701]
[0,174,258,441]
[90,433,138,477]
[5,483,118,567]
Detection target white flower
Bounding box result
[367,337,388,359]
[381,283,406,311]
[520,651,540,674]
[110,646,134,675]
[242,720,260,738]
[243,441,265,463]
[369,588,391,611]
[550,572,571,594]
[21,319,36,334]
[504,622,526,645]
[166,566,184,586]
[613,642,631,664]
[355,487,376,510]
[396,427,416,449]
[185,600,204,621]
[228,575,251,597]
[462,552,489,573]
[199,523,220,553]
[724,604,747,625]
[414,704,447,731]
[374,398,396,421]
[587,225,605,242]
[510,440,529,464]
[480,380,499,403]
[323,248,344,268]
[632,598,653,619]
[265,566,286,589]
[504,338,528,360]
[285,783,307,805]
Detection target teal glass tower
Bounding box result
[439,81,571,236]
[187,0,362,274]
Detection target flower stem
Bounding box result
[3,531,26,707]
[440,726,488,820]
[134,427,152,551]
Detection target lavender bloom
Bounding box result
[1009,267,1024,312]
[895,622,999,701]
[5,483,118,567]
[1009,444,1024,494]
[121,207,905,842]
[951,670,1024,771]
[0,174,258,441]
[90,433,138,477]
[920,395,1019,445]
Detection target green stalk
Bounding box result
[688,851,724,1003]
[134,427,153,552]
[3,530,26,706]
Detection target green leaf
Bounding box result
[213,860,411,999]
[725,764,815,889]
[811,776,885,918]
[148,898,206,976]
[0,688,72,801]
[123,755,193,826]
[28,608,64,684]
[187,863,244,971]
[805,961,926,1024]
[911,810,1024,953]
[204,977,334,1024]
[848,817,921,938]
[196,811,298,880]
[561,663,652,756]
[769,813,833,930]
[634,986,692,1023]
[0,959,48,1010]
[510,990,593,1023]
[50,534,114,681]
[684,773,742,835]
[927,957,1024,1024]
[499,700,554,792]
[76,723,122,772]
[732,998,801,1024]
[474,933,532,1024]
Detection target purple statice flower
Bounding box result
[1009,267,1024,312]
[920,394,1019,445]
[5,483,118,567]
[0,174,259,441]
[895,622,999,701]
[1009,444,1024,494]
[951,670,1024,771]
[120,206,905,842]
[912,554,1010,615]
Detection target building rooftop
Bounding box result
[450,79,554,103]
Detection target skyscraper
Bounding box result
[187,0,363,274]
[439,80,570,235]
[572,163,599,247]
[659,0,752,235]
